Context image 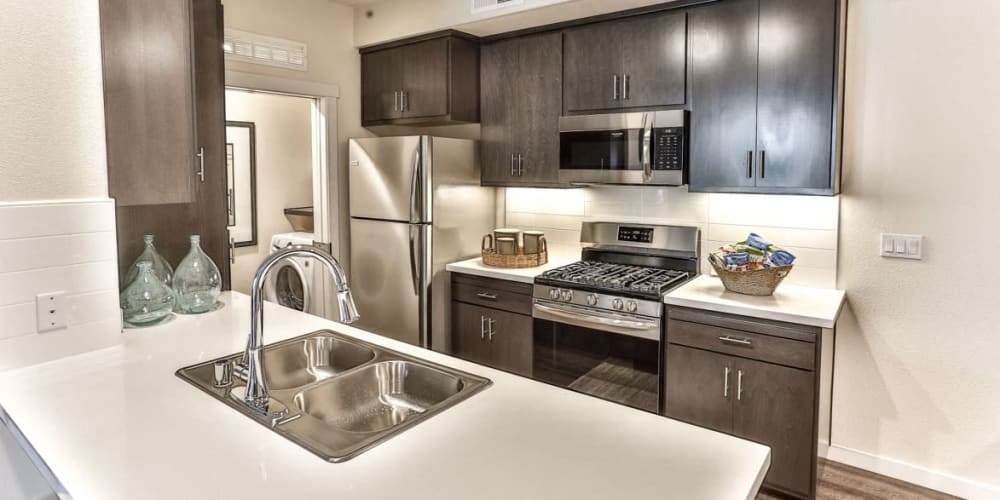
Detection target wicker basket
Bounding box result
[708,254,793,296]
[481,235,548,269]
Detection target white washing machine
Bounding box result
[264,232,324,315]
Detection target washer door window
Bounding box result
[265,259,310,312]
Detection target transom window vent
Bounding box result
[471,0,523,14]
[223,29,307,72]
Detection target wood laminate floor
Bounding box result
[757,458,960,500]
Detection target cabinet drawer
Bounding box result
[667,319,814,371]
[452,274,532,316]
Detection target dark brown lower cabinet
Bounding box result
[664,307,825,499]
[451,275,533,377]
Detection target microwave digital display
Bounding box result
[618,226,654,243]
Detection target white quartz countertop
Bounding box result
[664,275,846,328]
[0,292,769,500]
[446,256,571,284]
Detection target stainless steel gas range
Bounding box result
[531,222,700,413]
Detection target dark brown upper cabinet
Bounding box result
[480,32,563,187]
[100,0,230,289]
[563,12,687,113]
[688,0,841,195]
[361,32,480,127]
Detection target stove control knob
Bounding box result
[586,294,598,306]
[627,301,638,313]
[548,288,560,300]
[612,298,624,311]
[561,289,574,302]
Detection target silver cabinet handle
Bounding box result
[476,292,498,301]
[612,74,620,101]
[480,315,486,340]
[401,91,408,112]
[393,91,399,112]
[746,150,753,179]
[719,335,753,346]
[737,369,744,401]
[196,147,206,182]
[517,154,523,176]
[723,366,730,399]
[488,318,496,341]
[623,74,630,100]
[759,150,766,178]
[510,153,516,176]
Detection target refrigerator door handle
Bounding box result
[408,225,420,296]
[409,140,423,223]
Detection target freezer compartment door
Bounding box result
[349,218,429,346]
[349,136,431,223]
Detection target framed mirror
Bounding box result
[225,121,257,247]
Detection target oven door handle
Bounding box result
[533,301,660,341]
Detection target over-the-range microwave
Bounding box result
[558,110,688,186]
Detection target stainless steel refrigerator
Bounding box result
[348,136,495,350]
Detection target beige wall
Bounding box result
[353,0,671,46]
[835,0,1000,495]
[225,90,314,294]
[0,0,108,201]
[223,0,369,260]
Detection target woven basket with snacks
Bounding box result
[708,233,796,296]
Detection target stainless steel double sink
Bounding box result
[176,330,491,462]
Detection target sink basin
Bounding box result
[264,334,375,390]
[293,360,465,433]
[176,330,490,462]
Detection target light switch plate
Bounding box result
[36,292,67,332]
[880,233,923,260]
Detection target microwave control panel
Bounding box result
[653,127,684,171]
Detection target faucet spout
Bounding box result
[242,245,359,411]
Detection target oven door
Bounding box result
[532,300,661,413]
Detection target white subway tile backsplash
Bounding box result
[504,187,841,289]
[0,199,121,360]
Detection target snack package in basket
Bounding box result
[711,233,796,272]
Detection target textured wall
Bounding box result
[225,90,315,293]
[0,0,108,202]
[833,0,1000,496]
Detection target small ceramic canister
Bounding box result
[493,228,522,248]
[496,237,518,255]
[523,231,545,254]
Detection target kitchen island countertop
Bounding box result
[0,292,769,500]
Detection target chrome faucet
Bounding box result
[240,245,359,412]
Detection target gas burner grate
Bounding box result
[538,261,689,298]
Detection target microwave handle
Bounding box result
[640,113,653,183]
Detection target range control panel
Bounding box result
[617,226,655,244]
[653,127,684,171]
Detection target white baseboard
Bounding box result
[825,445,1000,500]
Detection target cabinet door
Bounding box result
[620,12,687,108]
[687,0,760,191]
[515,32,563,185]
[734,357,816,497]
[402,38,450,119]
[663,345,734,433]
[488,309,533,377]
[479,39,519,185]
[754,0,837,191]
[362,48,403,123]
[452,302,492,366]
[563,22,622,112]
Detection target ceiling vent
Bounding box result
[471,0,524,14]
[223,29,307,72]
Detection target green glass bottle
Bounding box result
[172,235,222,314]
[120,262,176,327]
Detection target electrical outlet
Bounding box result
[36,292,67,332]
[880,233,923,260]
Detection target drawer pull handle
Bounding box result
[476,292,498,301]
[723,366,730,399]
[737,369,744,401]
[719,336,752,346]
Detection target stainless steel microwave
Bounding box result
[558,110,688,186]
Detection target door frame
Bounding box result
[223,70,341,258]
